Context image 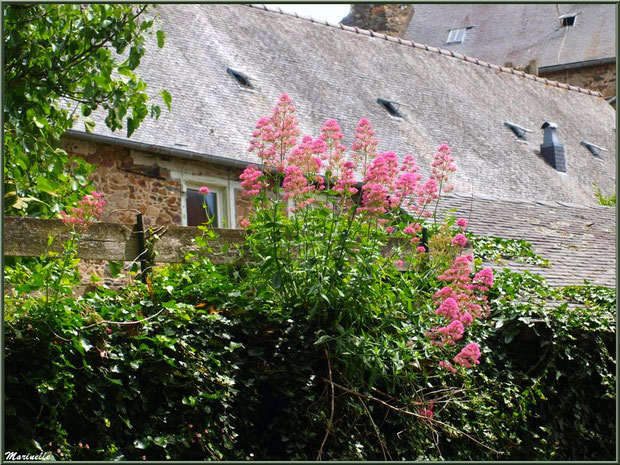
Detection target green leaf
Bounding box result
[84,117,96,134]
[108,260,123,278]
[127,117,136,137]
[80,338,93,352]
[160,89,172,111]
[156,29,166,48]
[133,439,146,449]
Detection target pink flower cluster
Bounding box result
[451,233,467,248]
[249,94,300,171]
[242,96,459,229]
[453,342,481,368]
[240,165,265,197]
[60,191,105,232]
[456,217,468,230]
[427,255,494,371]
[431,143,457,193]
[351,118,378,171]
[418,403,434,421]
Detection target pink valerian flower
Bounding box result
[437,255,474,290]
[415,178,439,217]
[239,165,265,197]
[287,135,325,175]
[239,218,251,228]
[455,217,468,230]
[430,256,493,354]
[61,191,106,231]
[351,118,379,171]
[459,312,474,327]
[319,119,347,173]
[385,226,395,234]
[394,171,422,206]
[416,246,426,253]
[282,165,314,200]
[439,360,458,373]
[473,267,494,290]
[394,259,404,267]
[431,143,457,193]
[363,151,399,188]
[403,222,421,236]
[418,403,434,421]
[451,233,467,248]
[198,186,210,195]
[453,342,481,367]
[435,297,460,320]
[433,286,456,301]
[359,183,389,214]
[248,94,300,170]
[428,320,465,346]
[333,161,358,196]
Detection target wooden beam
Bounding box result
[3,217,245,264]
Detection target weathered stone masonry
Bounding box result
[62,136,252,227]
[541,62,616,102]
[62,136,253,283]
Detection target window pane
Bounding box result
[186,188,218,226]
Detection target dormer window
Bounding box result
[581,140,607,160]
[227,68,253,90]
[377,98,403,118]
[560,13,577,27]
[447,27,468,44]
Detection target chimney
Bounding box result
[340,4,414,37]
[540,122,566,172]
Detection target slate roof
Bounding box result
[405,3,616,69]
[79,3,616,206]
[439,193,616,287]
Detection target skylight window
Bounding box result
[227,68,253,89]
[560,13,577,27]
[581,140,606,160]
[504,122,533,140]
[447,27,467,44]
[377,98,403,118]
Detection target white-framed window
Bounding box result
[179,174,240,229]
[447,27,467,44]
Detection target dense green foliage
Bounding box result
[4,96,615,460]
[4,4,169,217]
[5,240,615,460]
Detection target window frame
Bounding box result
[180,174,240,229]
[446,27,467,44]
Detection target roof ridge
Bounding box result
[247,4,603,99]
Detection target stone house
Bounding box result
[61,4,615,285]
[343,3,616,106]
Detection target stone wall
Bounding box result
[61,136,253,284]
[540,62,616,104]
[340,4,413,37]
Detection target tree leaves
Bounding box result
[156,29,166,48]
[4,4,170,218]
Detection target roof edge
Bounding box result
[247,4,603,99]
[539,56,616,73]
[63,130,253,170]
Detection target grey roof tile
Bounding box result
[79,4,616,207]
[405,4,615,68]
[437,195,615,287]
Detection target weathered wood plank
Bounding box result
[3,217,245,263]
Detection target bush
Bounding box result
[4,96,615,460]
